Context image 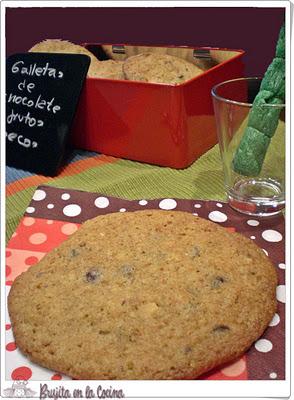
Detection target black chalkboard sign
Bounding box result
[6,53,90,176]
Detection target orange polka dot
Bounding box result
[61,223,78,236]
[23,217,36,226]
[25,256,39,266]
[6,342,17,351]
[51,374,62,380]
[6,265,12,277]
[29,233,47,245]
[11,366,32,380]
[221,358,246,377]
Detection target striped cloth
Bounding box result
[6,145,226,243]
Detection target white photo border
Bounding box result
[1,1,291,398]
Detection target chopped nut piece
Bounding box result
[212,325,230,333]
[212,276,226,288]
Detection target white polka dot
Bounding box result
[216,203,223,208]
[247,219,259,227]
[47,220,54,225]
[269,372,277,379]
[94,197,110,209]
[33,189,46,201]
[139,200,148,206]
[63,204,81,217]
[119,208,126,212]
[255,339,273,353]
[208,211,227,223]
[269,313,280,327]
[47,204,54,209]
[262,229,283,242]
[159,199,177,210]
[194,204,202,208]
[250,236,256,240]
[262,249,269,256]
[12,232,17,238]
[61,193,71,201]
[193,213,198,216]
[276,285,286,303]
[26,207,35,214]
[278,263,285,270]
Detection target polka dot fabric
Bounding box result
[5,185,285,381]
[7,217,81,253]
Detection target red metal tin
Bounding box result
[71,45,245,168]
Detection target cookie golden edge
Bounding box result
[123,52,204,84]
[8,210,278,380]
[28,39,101,76]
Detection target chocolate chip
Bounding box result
[212,325,230,333]
[212,276,226,288]
[85,269,101,283]
[178,75,184,79]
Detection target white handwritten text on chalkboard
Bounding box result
[11,61,64,78]
[7,109,44,127]
[6,60,63,148]
[7,92,61,113]
[6,52,90,175]
[6,131,38,149]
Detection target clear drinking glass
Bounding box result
[212,77,285,217]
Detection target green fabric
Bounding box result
[260,57,285,102]
[276,24,285,58]
[6,144,225,242]
[248,90,284,138]
[232,126,271,176]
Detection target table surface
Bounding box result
[6,116,285,243]
[6,143,226,243]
